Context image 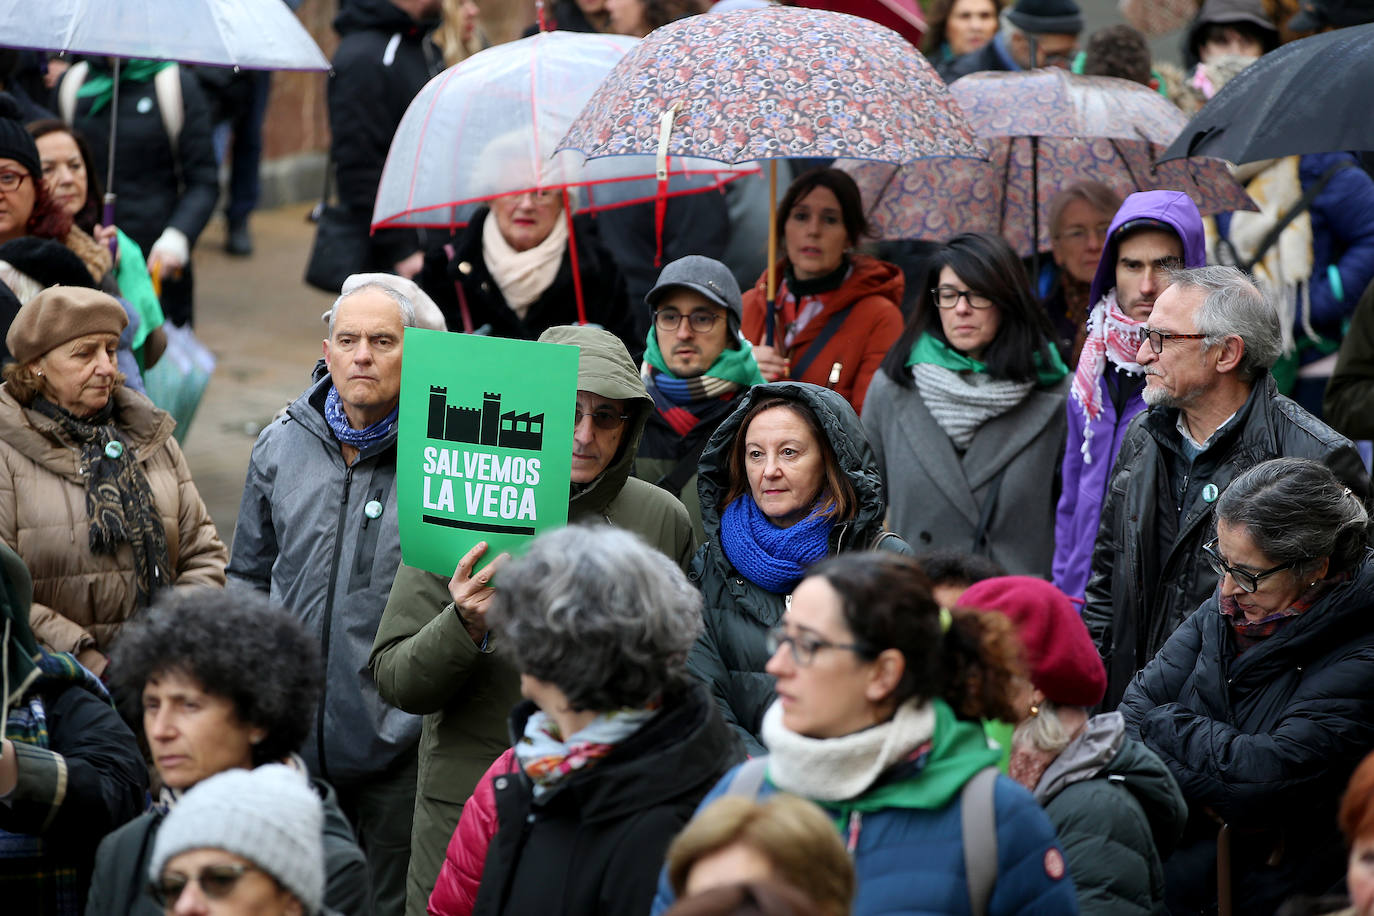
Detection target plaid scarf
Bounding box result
[641,328,765,436]
[31,397,172,609]
[1218,573,1346,653]
[1071,291,1147,463]
[1,650,111,915]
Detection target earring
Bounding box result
[34,370,41,377]
[1029,704,1040,717]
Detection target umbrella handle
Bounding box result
[563,188,587,326]
[765,160,778,346]
[102,194,118,255]
[535,0,549,32]
[653,103,682,269]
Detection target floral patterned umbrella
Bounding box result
[557,7,986,340]
[840,69,1255,257]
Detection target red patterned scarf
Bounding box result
[1070,291,1147,462]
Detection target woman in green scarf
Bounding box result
[862,232,1071,578]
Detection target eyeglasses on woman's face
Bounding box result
[931,286,994,310]
[1137,326,1209,355]
[1202,537,1302,593]
[0,169,29,193]
[765,624,873,667]
[151,863,264,907]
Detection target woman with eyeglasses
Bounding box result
[862,232,1070,577]
[1120,457,1374,914]
[741,169,904,416]
[687,381,909,757]
[652,551,1078,915]
[147,764,328,916]
[86,588,370,916]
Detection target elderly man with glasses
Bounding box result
[633,256,766,541]
[1081,265,1370,711]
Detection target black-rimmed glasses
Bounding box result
[766,625,874,666]
[654,309,722,333]
[1202,537,1302,593]
[1138,326,1209,354]
[931,286,994,310]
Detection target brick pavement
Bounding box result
[181,204,335,540]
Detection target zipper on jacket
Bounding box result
[315,465,354,782]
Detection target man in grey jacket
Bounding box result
[228,278,421,916]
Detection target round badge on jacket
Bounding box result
[1203,483,1220,503]
[104,440,125,460]
[364,500,384,520]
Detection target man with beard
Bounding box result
[1053,191,1204,602]
[1081,266,1369,710]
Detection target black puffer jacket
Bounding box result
[1119,556,1374,914]
[417,208,634,350]
[686,382,908,756]
[471,684,740,916]
[1083,373,1369,710]
[329,0,440,269]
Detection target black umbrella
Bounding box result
[1159,23,1374,166]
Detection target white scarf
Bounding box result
[760,698,935,802]
[481,210,569,319]
[911,364,1034,451]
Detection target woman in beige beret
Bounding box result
[0,286,226,675]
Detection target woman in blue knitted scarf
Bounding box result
[686,381,910,755]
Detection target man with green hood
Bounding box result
[634,255,766,542]
[369,324,694,916]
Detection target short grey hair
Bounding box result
[487,525,704,711]
[1217,457,1370,580]
[327,281,416,335]
[1169,265,1282,379]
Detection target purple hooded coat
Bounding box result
[1051,191,1207,601]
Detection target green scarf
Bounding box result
[838,699,1001,814]
[76,59,175,116]
[905,333,1069,388]
[643,329,767,388]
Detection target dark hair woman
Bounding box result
[862,232,1070,577]
[1121,457,1374,914]
[740,169,904,416]
[85,587,370,916]
[654,552,1077,915]
[28,119,166,372]
[0,287,225,677]
[688,382,909,756]
[922,0,1004,81]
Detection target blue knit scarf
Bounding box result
[324,386,398,448]
[720,495,833,594]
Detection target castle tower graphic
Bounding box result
[427,386,544,451]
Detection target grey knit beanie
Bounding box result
[148,764,325,914]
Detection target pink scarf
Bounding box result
[1070,291,1146,462]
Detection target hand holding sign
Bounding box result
[448,541,510,646]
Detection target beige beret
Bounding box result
[6,286,128,365]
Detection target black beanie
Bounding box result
[0,93,40,180]
[1007,0,1085,34]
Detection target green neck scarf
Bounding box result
[643,329,767,388]
[77,59,175,116]
[905,332,1069,387]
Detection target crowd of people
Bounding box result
[5,0,1374,915]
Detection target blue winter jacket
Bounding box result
[1052,191,1207,601]
[650,706,1078,916]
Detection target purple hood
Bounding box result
[1088,191,1208,308]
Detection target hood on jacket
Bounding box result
[1035,711,1188,856]
[334,0,437,37]
[696,381,887,553]
[1088,191,1208,309]
[1183,0,1277,70]
[537,324,651,518]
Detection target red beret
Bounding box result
[960,576,1107,708]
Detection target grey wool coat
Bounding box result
[862,369,1069,577]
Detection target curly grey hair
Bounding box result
[487,525,703,711]
[1168,265,1282,380]
[1216,457,1370,581]
[110,586,322,768]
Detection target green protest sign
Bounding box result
[397,329,578,576]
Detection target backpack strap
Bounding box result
[654,433,711,498]
[153,64,184,161]
[725,757,769,799]
[57,60,90,125]
[870,529,904,552]
[789,307,851,382]
[960,766,999,916]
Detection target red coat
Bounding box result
[428,748,516,916]
[740,254,905,416]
